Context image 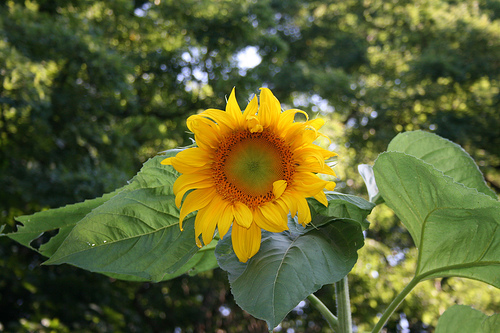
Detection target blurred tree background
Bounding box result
[1,0,499,332]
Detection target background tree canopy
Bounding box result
[1,0,499,332]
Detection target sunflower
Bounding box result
[162,88,337,262]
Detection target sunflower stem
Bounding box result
[371,277,420,333]
[307,294,339,331]
[335,276,352,333]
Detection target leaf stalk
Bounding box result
[371,277,421,333]
[307,294,339,331]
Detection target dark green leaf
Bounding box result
[309,192,375,230]
[435,305,500,333]
[374,152,500,287]
[215,217,364,329]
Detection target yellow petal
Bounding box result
[258,88,281,128]
[272,180,287,199]
[194,208,207,247]
[325,181,336,191]
[179,188,215,230]
[216,201,233,239]
[232,201,253,228]
[172,147,211,167]
[292,172,330,197]
[173,171,212,195]
[161,157,173,165]
[296,197,312,226]
[187,117,221,150]
[174,177,213,208]
[201,210,219,247]
[245,115,263,133]
[280,193,298,218]
[202,108,237,133]
[226,87,243,125]
[254,203,288,233]
[307,118,325,130]
[277,109,308,133]
[231,222,262,263]
[295,159,337,176]
[242,94,258,119]
[196,195,231,244]
[274,198,290,216]
[300,127,319,146]
[282,122,309,146]
[313,190,328,207]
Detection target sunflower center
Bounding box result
[225,138,282,196]
[213,130,295,209]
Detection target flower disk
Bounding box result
[162,88,337,262]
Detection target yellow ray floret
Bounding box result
[162,88,337,262]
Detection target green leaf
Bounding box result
[6,150,186,257]
[8,149,217,282]
[309,191,375,230]
[104,239,219,282]
[373,152,500,287]
[42,154,204,282]
[215,217,364,329]
[8,189,122,257]
[435,305,500,333]
[387,131,497,199]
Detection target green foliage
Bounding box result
[8,151,219,282]
[435,305,500,333]
[369,131,499,332]
[215,213,368,328]
[308,192,375,230]
[213,192,374,329]
[9,158,374,329]
[374,132,500,287]
[376,152,499,279]
[1,0,499,331]
[387,131,497,199]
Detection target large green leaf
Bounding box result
[8,150,219,282]
[215,217,364,329]
[43,155,199,281]
[7,150,180,257]
[387,131,497,199]
[435,305,500,333]
[373,152,500,287]
[9,189,122,258]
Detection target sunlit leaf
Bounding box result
[435,305,500,333]
[215,217,364,329]
[387,131,497,199]
[374,152,500,287]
